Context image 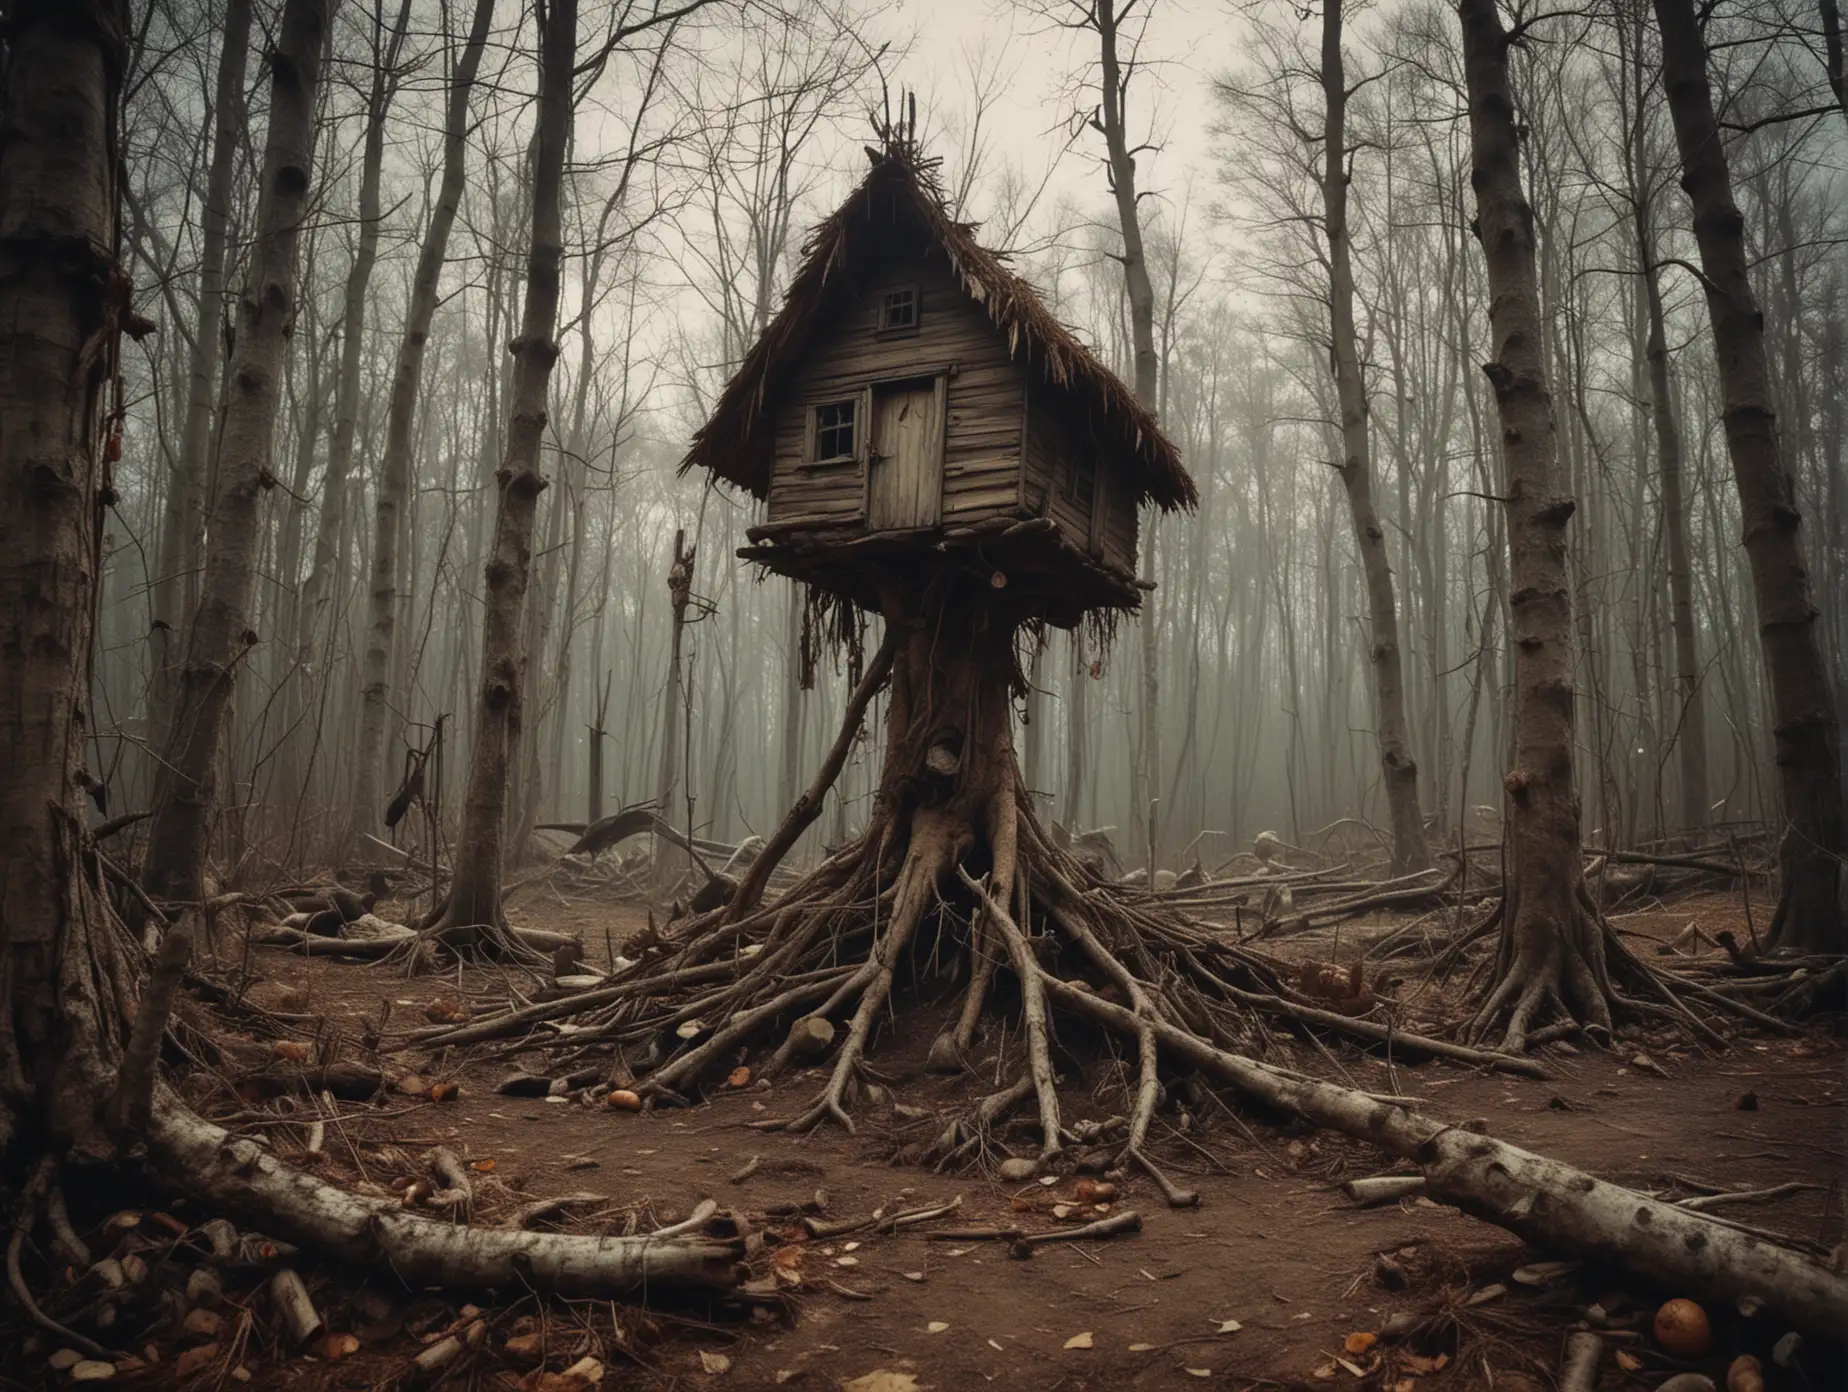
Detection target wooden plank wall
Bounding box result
[1102,458,1138,574]
[765,248,1025,526]
[1026,390,1142,576]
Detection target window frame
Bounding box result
[876,284,921,336]
[807,397,859,464]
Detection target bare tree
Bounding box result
[1319,0,1431,873]
[1614,0,1709,832]
[674,6,882,823]
[1459,0,1616,1051]
[1038,0,1166,859]
[149,0,252,745]
[143,0,330,903]
[349,0,497,844]
[439,0,578,941]
[1653,0,1845,952]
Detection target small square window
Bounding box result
[878,287,918,332]
[1066,454,1097,508]
[813,399,856,460]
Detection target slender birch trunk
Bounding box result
[142,0,328,903]
[1653,0,1845,951]
[351,0,497,843]
[1459,0,1615,1051]
[440,0,575,938]
[1094,0,1163,865]
[149,0,251,744]
[1633,179,1708,829]
[1319,0,1431,873]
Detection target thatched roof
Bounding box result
[682,145,1196,513]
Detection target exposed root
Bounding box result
[8,1157,118,1359]
[774,812,958,1135]
[1464,871,1742,1053]
[927,1074,1034,1169]
[963,866,1062,1160]
[403,586,1718,1233]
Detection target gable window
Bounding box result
[877,286,919,333]
[812,399,857,461]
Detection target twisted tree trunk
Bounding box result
[1459,0,1615,1050]
[1653,0,1844,952]
[1320,0,1431,875]
[143,0,329,904]
[350,0,497,845]
[440,0,575,943]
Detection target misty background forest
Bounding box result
[98,0,1846,887]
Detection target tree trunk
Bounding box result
[1064,628,1088,826]
[1459,0,1614,1051]
[0,0,137,1156]
[351,0,497,845]
[1094,0,1163,866]
[1022,630,1046,814]
[440,0,575,941]
[1636,200,1708,831]
[1822,0,1845,125]
[149,0,251,749]
[1653,0,1845,952]
[778,580,804,815]
[655,528,694,851]
[143,0,329,904]
[1320,0,1431,875]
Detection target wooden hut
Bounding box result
[684,145,1194,627]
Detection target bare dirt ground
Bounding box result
[7,889,1842,1391]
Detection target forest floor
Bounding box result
[8,889,1842,1391]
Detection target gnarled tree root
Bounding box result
[405,591,1557,1222]
[1464,877,1737,1053]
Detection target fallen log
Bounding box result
[148,1092,744,1295]
[1039,976,1848,1337]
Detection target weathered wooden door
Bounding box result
[867,378,943,529]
